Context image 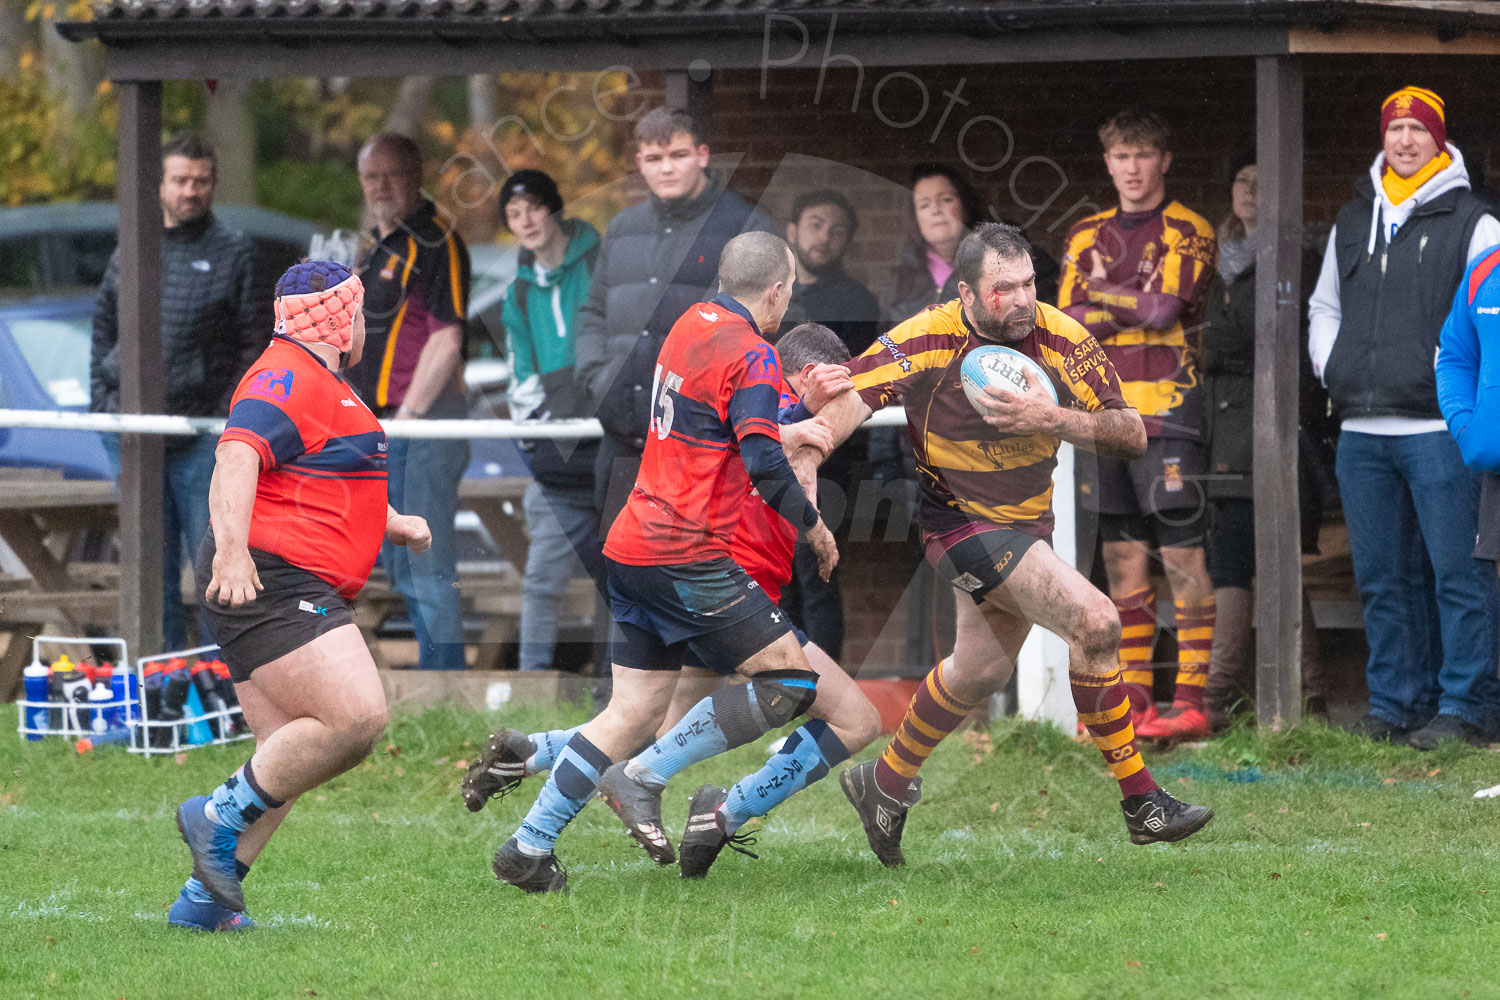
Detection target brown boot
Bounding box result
[1204,586,1254,730]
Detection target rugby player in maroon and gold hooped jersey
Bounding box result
[167,261,431,931]
[792,223,1214,867]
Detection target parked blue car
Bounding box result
[0,293,112,479]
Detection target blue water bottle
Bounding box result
[105,664,137,732]
[22,656,48,740]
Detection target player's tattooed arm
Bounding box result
[980,371,1145,458]
[1051,404,1147,459]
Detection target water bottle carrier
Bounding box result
[14,636,253,757]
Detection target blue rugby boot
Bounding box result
[175,795,244,912]
[168,887,255,932]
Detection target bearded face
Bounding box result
[964,251,1037,344]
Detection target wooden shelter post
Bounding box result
[116,80,166,663]
[1252,54,1304,730]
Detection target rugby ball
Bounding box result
[960,345,1057,414]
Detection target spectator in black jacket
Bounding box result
[783,189,880,356]
[776,189,879,661]
[90,132,264,651]
[573,107,777,534]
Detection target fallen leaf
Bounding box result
[1269,872,1282,880]
[1153,882,1165,888]
[1127,960,1142,968]
[989,802,1000,813]
[888,899,898,906]
[385,744,402,757]
[305,991,317,997]
[1177,776,1190,785]
[174,753,188,765]
[971,946,979,955]
[455,759,469,770]
[45,936,56,946]
[1360,822,1371,828]
[1376,932,1387,941]
[1277,808,1289,814]
[1428,768,1442,777]
[1303,931,1311,936]
[917,918,923,924]
[1383,777,1396,785]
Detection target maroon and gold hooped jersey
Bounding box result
[1057,200,1217,439]
[846,299,1128,539]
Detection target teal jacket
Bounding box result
[503,219,600,398]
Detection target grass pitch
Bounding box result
[3,704,1499,1000]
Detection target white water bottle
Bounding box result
[89,679,111,734]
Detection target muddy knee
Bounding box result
[1076,596,1122,663]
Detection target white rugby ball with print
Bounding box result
[960,345,1057,415]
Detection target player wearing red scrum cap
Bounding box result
[168,261,432,931]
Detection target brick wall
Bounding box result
[684,53,1500,289]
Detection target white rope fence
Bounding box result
[0,406,908,438]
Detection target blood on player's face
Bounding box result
[964,250,1036,344]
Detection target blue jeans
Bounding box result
[518,481,601,671]
[102,433,216,651]
[384,433,470,670]
[1336,430,1500,730]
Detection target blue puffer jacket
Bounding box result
[1437,242,1500,470]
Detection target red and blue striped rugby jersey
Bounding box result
[218,336,389,598]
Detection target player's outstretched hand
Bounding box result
[780,415,835,459]
[206,546,263,607]
[979,371,1059,436]
[808,519,839,581]
[800,363,854,413]
[386,514,433,553]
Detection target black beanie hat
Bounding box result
[499,169,563,228]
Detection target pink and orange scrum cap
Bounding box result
[273,260,364,354]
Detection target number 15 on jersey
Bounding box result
[651,364,685,441]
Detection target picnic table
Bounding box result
[0,473,545,696]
